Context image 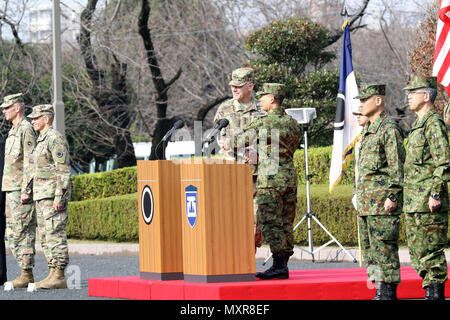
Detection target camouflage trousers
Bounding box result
[253,176,262,249]
[256,185,297,256]
[5,191,36,270]
[404,212,448,288]
[35,199,69,269]
[357,215,401,284]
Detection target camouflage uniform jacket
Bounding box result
[213,97,265,166]
[1,118,36,193]
[404,110,449,213]
[244,109,300,189]
[30,127,71,204]
[356,113,405,216]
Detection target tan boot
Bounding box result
[34,267,55,289]
[36,267,67,289]
[12,269,34,288]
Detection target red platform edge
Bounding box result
[88,266,450,300]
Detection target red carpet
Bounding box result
[88,266,449,300]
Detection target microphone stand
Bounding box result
[201,136,216,159]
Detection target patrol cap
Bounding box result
[0,93,24,109]
[228,67,254,87]
[256,83,286,99]
[403,75,437,90]
[28,104,54,118]
[354,84,386,100]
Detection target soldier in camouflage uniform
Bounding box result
[402,76,449,300]
[213,67,264,161]
[241,83,300,280]
[27,104,71,289]
[0,93,37,288]
[354,84,405,300]
[213,67,266,250]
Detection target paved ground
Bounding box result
[1,241,447,300]
[23,241,450,264]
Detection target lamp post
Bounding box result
[52,0,65,134]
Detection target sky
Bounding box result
[0,0,439,40]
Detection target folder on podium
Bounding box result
[138,158,255,283]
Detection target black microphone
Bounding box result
[203,118,229,144]
[161,120,184,142]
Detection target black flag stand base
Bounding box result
[263,126,357,265]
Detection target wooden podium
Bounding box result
[179,158,255,283]
[138,160,184,280]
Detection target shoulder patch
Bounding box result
[53,144,67,164]
[23,132,36,153]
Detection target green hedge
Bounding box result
[66,184,449,245]
[293,146,354,185]
[70,167,137,201]
[67,193,138,242]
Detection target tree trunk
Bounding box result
[138,0,182,160]
[79,0,136,168]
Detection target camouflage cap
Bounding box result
[28,104,54,118]
[228,67,254,87]
[0,93,24,109]
[354,84,386,100]
[403,75,437,90]
[256,83,286,99]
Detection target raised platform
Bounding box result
[88,266,450,300]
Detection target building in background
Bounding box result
[27,3,83,44]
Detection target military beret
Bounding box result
[256,83,286,99]
[228,67,254,87]
[403,75,437,90]
[354,84,386,100]
[28,104,54,119]
[0,93,24,109]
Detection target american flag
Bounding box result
[433,0,450,95]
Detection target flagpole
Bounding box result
[52,0,65,135]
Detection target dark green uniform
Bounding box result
[245,108,300,257]
[356,112,405,285]
[404,110,449,288]
[354,84,405,288]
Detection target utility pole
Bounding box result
[52,0,65,134]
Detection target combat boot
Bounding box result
[11,269,34,288]
[34,267,55,289]
[36,267,67,289]
[256,253,289,280]
[425,282,445,300]
[372,282,398,300]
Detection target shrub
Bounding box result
[67,193,138,242]
[70,166,137,201]
[293,146,354,185]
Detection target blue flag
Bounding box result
[329,25,362,192]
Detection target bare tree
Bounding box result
[78,0,136,167]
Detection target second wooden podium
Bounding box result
[179,159,256,283]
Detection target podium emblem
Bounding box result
[141,185,154,225]
[185,185,198,228]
